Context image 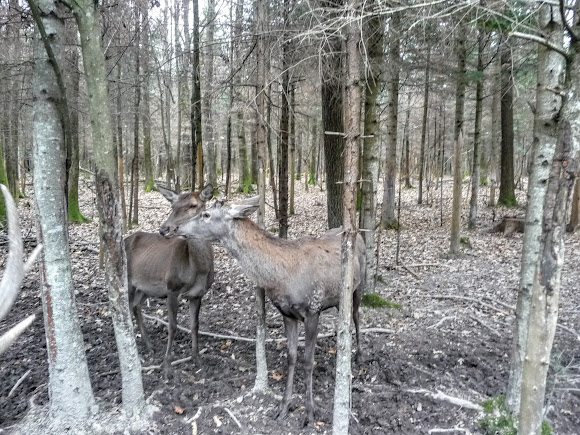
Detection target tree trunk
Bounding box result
[359,11,384,294]
[498,42,517,206]
[31,0,95,425]
[289,87,296,215]
[468,25,485,230]
[403,94,411,189]
[204,0,217,189]
[519,32,579,429]
[71,0,146,415]
[418,47,430,204]
[141,3,154,193]
[506,4,564,413]
[253,0,269,393]
[568,173,580,232]
[191,0,202,190]
[380,12,400,228]
[322,1,345,229]
[489,46,501,206]
[131,19,141,227]
[449,21,466,255]
[67,45,88,223]
[333,5,361,431]
[278,0,290,238]
[116,62,127,232]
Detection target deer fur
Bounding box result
[124,184,214,373]
[171,196,365,426]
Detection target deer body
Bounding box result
[172,197,365,426]
[125,185,214,374]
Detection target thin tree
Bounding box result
[468,16,485,230]
[418,46,430,204]
[29,0,95,427]
[498,40,517,206]
[69,0,146,415]
[321,0,345,229]
[449,19,467,255]
[191,0,203,190]
[278,0,291,238]
[359,8,385,293]
[380,11,401,228]
[568,173,580,232]
[333,2,362,431]
[253,0,269,392]
[505,2,564,414]
[142,1,155,193]
[204,0,217,189]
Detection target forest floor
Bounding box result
[1,176,579,435]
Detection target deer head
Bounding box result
[174,195,259,242]
[158,184,214,238]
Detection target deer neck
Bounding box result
[222,219,287,288]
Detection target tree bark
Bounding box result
[204,0,217,189]
[569,173,580,232]
[468,25,485,230]
[278,0,290,238]
[191,0,202,190]
[449,21,466,255]
[380,12,400,228]
[418,46,431,204]
[322,0,345,229]
[489,46,501,206]
[359,10,384,294]
[70,0,146,415]
[31,0,95,425]
[506,2,564,415]
[333,4,361,431]
[498,42,517,206]
[142,2,155,193]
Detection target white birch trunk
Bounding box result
[506,4,564,413]
[31,0,95,424]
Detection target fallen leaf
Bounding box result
[174,405,184,415]
[270,371,285,381]
[328,348,336,354]
[221,341,231,350]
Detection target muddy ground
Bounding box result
[1,179,579,434]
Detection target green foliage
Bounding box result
[295,173,301,181]
[308,172,315,185]
[498,196,518,207]
[381,220,399,230]
[542,421,553,435]
[268,227,277,233]
[460,236,471,246]
[69,207,91,224]
[144,181,158,193]
[478,396,517,435]
[375,274,384,283]
[480,176,490,187]
[241,178,254,194]
[361,294,401,309]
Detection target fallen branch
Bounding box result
[427,316,455,329]
[224,408,242,429]
[428,428,472,434]
[8,369,31,398]
[186,407,203,424]
[143,314,393,344]
[401,264,419,279]
[395,263,448,268]
[407,388,483,412]
[423,295,510,316]
[469,315,501,338]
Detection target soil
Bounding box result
[1,180,579,434]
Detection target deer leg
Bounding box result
[163,292,179,377]
[131,289,152,351]
[187,296,202,360]
[353,286,363,363]
[275,316,298,421]
[303,311,320,427]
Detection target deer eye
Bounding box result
[201,211,210,219]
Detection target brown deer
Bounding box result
[124,184,214,374]
[165,195,365,426]
[0,184,42,355]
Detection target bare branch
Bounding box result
[510,31,569,59]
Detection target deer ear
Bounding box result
[200,184,214,202]
[158,186,179,204]
[229,196,259,218]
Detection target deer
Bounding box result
[165,195,365,427]
[124,184,214,374]
[0,184,42,356]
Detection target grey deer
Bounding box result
[166,196,365,426]
[124,184,214,374]
[0,184,42,355]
